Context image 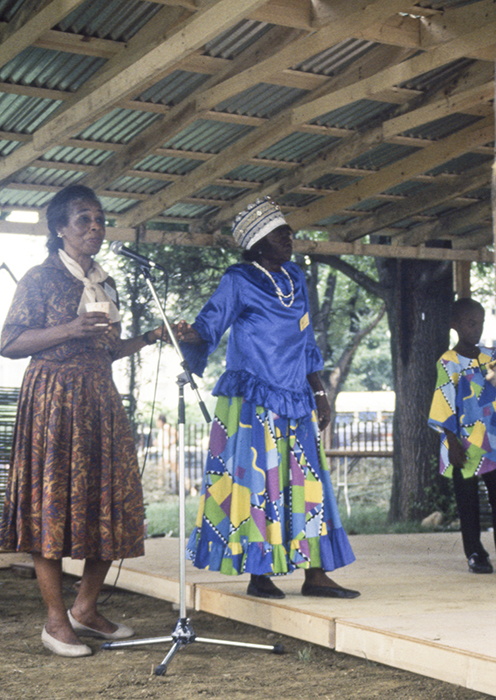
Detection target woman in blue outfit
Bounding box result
[175,197,359,599]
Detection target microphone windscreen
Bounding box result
[110,241,124,254]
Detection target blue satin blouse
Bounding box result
[180,262,323,419]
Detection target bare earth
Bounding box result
[0,567,493,700]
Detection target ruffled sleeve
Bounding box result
[180,268,243,376]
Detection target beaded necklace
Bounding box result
[252,261,295,308]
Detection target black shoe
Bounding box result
[301,582,360,599]
[247,575,286,599]
[468,553,493,574]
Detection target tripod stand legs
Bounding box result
[102,616,284,675]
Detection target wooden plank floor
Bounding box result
[3,531,496,695]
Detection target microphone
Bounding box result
[109,241,166,271]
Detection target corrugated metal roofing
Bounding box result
[420,202,469,218]
[224,163,287,182]
[11,166,83,188]
[99,195,139,214]
[138,71,210,106]
[413,0,482,11]
[401,113,483,140]
[278,191,321,208]
[259,132,340,162]
[0,139,22,157]
[42,145,113,167]
[162,119,254,154]
[0,188,53,208]
[0,93,62,133]
[0,0,24,21]
[77,109,160,144]
[311,99,396,130]
[55,0,163,42]
[401,57,474,92]
[135,154,201,177]
[427,151,493,176]
[464,185,491,200]
[296,38,376,76]
[0,0,490,255]
[109,175,167,196]
[309,172,361,190]
[161,202,219,219]
[346,142,420,171]
[194,184,248,202]
[215,83,307,119]
[311,212,355,226]
[383,179,433,198]
[0,47,105,92]
[203,19,272,60]
[345,197,388,212]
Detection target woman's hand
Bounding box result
[139,321,204,346]
[68,312,111,337]
[145,325,170,343]
[173,320,204,345]
[1,312,112,358]
[315,393,331,432]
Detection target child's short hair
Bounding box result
[451,297,484,324]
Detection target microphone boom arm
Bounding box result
[139,265,211,424]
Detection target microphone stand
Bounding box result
[102,264,284,674]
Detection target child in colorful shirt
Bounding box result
[429,298,496,573]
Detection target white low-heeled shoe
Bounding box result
[67,609,134,640]
[41,626,92,657]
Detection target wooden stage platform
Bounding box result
[2,531,496,695]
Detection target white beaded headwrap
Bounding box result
[232,196,287,249]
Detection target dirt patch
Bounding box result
[0,567,492,700]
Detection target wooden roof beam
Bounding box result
[249,0,313,29]
[122,3,496,227]
[0,0,88,69]
[196,0,415,112]
[329,162,491,241]
[122,43,415,226]
[393,199,491,246]
[82,23,306,192]
[0,0,270,183]
[83,3,411,195]
[291,18,496,127]
[208,60,491,229]
[124,229,494,262]
[286,116,493,231]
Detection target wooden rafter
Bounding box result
[0,0,494,262]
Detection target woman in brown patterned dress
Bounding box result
[0,185,164,657]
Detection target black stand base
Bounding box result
[102,617,284,675]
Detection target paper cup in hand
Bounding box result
[86,301,110,326]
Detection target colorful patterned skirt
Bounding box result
[186,396,355,576]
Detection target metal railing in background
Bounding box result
[322,419,394,517]
[144,418,395,500]
[0,387,19,517]
[0,392,395,513]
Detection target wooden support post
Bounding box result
[454,260,471,298]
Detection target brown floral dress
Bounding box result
[0,254,144,561]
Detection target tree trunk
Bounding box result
[376,257,453,521]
